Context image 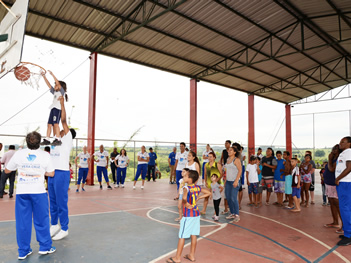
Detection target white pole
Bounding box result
[313,113,315,158]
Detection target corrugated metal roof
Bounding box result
[1,0,351,104]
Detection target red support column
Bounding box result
[86,52,97,185]
[248,94,255,157]
[285,104,292,157]
[190,79,197,153]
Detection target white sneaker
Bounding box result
[18,249,32,259]
[133,186,136,190]
[38,246,56,255]
[52,230,68,241]
[114,184,119,188]
[214,216,219,221]
[141,186,144,190]
[121,185,124,188]
[50,225,60,237]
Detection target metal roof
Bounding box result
[2,0,351,104]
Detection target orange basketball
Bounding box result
[14,65,31,81]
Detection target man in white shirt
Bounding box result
[5,131,56,259]
[174,142,188,190]
[48,96,76,241]
[93,145,112,190]
[335,136,351,246]
[74,146,90,192]
[0,145,16,198]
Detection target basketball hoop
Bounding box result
[14,62,46,90]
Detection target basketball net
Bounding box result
[15,62,46,90]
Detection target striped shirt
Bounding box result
[183,184,201,217]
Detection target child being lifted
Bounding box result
[40,70,68,146]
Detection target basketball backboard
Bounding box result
[0,0,29,79]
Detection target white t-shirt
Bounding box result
[256,153,264,159]
[202,150,211,163]
[94,150,109,167]
[138,151,149,165]
[6,148,54,194]
[50,131,73,171]
[49,87,65,110]
[176,151,188,171]
[77,152,90,168]
[246,163,258,183]
[336,148,351,182]
[117,155,129,168]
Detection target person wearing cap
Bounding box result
[147,147,158,182]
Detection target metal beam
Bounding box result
[213,0,338,90]
[326,0,351,31]
[151,0,324,95]
[274,0,351,80]
[94,0,188,52]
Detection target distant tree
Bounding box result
[315,150,325,157]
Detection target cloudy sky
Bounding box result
[0,36,350,150]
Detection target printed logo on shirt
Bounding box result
[27,154,36,162]
[101,155,104,159]
[121,161,125,164]
[83,158,87,161]
[180,158,184,162]
[51,145,56,150]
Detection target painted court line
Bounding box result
[200,236,283,263]
[158,207,225,226]
[229,223,310,263]
[148,222,227,263]
[240,211,349,263]
[146,207,220,228]
[313,245,341,263]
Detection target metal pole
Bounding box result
[312,113,315,158]
[134,141,136,178]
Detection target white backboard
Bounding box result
[0,0,29,79]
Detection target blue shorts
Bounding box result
[248,182,259,194]
[292,187,301,198]
[274,180,285,193]
[48,108,61,125]
[285,175,292,195]
[179,216,200,239]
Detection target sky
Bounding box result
[0,36,350,151]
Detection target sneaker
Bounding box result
[107,185,112,190]
[51,139,62,146]
[322,202,327,206]
[100,185,102,190]
[50,225,60,237]
[221,210,229,215]
[121,185,124,188]
[76,189,79,193]
[141,186,144,190]
[115,184,119,188]
[214,216,219,221]
[9,194,13,198]
[232,215,240,223]
[212,215,215,220]
[82,188,85,192]
[18,249,33,260]
[133,186,136,190]
[52,230,68,241]
[339,235,346,239]
[40,139,51,146]
[337,237,351,246]
[226,214,235,220]
[38,246,56,255]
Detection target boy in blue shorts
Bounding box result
[167,170,211,263]
[291,158,301,213]
[246,156,261,208]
